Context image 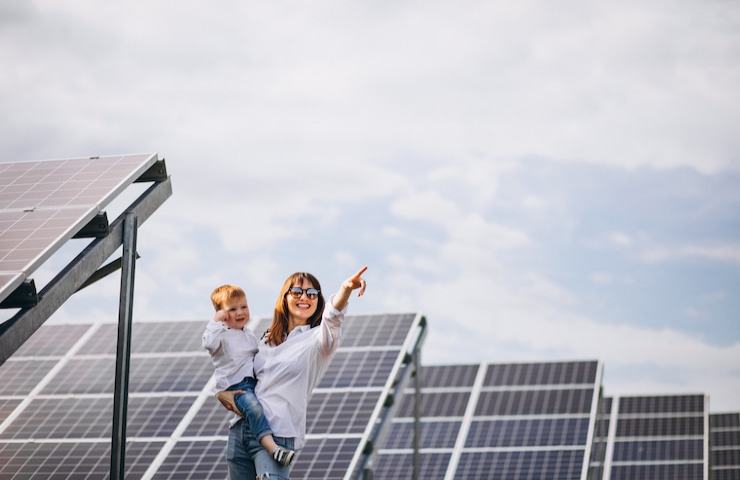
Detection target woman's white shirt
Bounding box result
[251,303,345,449]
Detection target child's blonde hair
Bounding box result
[210,284,246,311]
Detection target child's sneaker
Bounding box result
[273,446,295,467]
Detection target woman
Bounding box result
[217,266,367,479]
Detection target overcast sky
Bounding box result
[2,0,739,410]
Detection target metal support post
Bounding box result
[412,347,421,480]
[111,213,138,480]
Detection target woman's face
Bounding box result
[286,277,319,324]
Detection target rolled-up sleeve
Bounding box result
[318,300,346,356]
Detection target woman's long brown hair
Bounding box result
[265,272,325,346]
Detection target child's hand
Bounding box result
[213,309,227,323]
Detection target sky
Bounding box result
[1,1,739,410]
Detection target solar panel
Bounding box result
[600,394,709,480]
[0,312,425,479]
[377,360,602,480]
[0,396,196,440]
[13,324,92,357]
[83,321,206,354]
[0,441,162,479]
[0,359,57,395]
[0,154,158,304]
[711,413,740,480]
[0,399,21,423]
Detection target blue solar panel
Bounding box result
[465,417,590,447]
[0,359,57,395]
[484,361,598,386]
[373,452,452,479]
[456,450,584,480]
[610,464,703,480]
[0,441,162,479]
[474,388,594,415]
[13,324,92,357]
[380,420,461,449]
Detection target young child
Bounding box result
[202,284,295,466]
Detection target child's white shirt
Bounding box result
[202,320,259,391]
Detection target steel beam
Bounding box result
[110,213,137,480]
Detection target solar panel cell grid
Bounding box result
[609,463,703,480]
[711,430,740,447]
[317,350,399,388]
[474,388,594,416]
[616,416,704,437]
[0,359,57,395]
[715,471,740,480]
[380,420,461,449]
[339,314,416,347]
[612,439,704,461]
[713,448,740,466]
[418,364,479,387]
[42,356,212,394]
[83,321,207,354]
[464,417,590,448]
[456,450,585,480]
[373,453,452,480]
[484,361,598,387]
[397,391,471,417]
[306,390,382,435]
[711,413,740,428]
[14,324,91,357]
[0,399,21,423]
[153,440,228,480]
[0,396,195,440]
[0,441,162,480]
[290,437,361,480]
[183,399,234,437]
[0,208,88,272]
[0,155,154,211]
[618,395,705,414]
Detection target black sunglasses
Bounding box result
[287,287,320,299]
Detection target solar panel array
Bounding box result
[376,361,602,479]
[711,413,740,480]
[596,394,709,480]
[0,313,422,479]
[0,154,158,303]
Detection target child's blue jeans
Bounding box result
[227,376,272,441]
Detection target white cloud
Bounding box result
[641,243,740,267]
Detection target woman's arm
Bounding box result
[331,266,367,311]
[318,266,368,355]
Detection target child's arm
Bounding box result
[201,311,228,354]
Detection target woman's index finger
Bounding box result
[353,265,368,279]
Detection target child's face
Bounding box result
[221,296,250,330]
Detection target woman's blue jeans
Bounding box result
[226,418,294,480]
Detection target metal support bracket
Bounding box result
[0,280,38,309]
[135,159,168,183]
[73,212,110,239]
